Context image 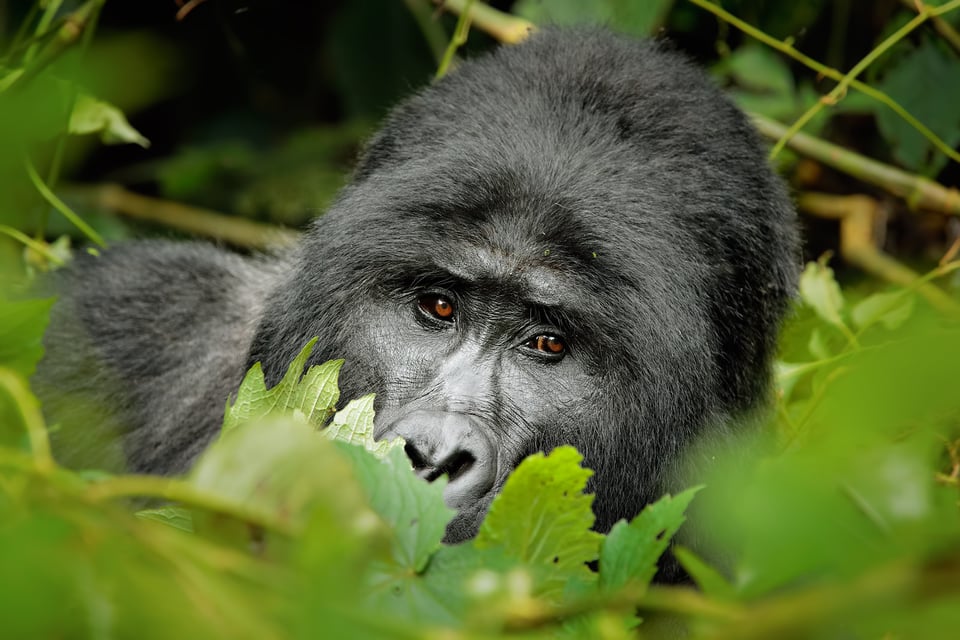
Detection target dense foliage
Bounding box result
[1,1,960,637]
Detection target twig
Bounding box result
[6,1,102,92]
[85,474,298,537]
[69,183,300,250]
[902,0,960,56]
[797,192,960,316]
[435,0,476,79]
[689,0,960,166]
[0,368,54,474]
[26,158,106,247]
[438,0,534,44]
[753,114,960,217]
[0,225,65,265]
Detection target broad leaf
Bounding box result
[70,94,150,148]
[338,444,453,572]
[222,338,342,436]
[326,393,403,458]
[851,291,914,331]
[475,446,602,600]
[599,486,701,592]
[0,297,54,379]
[799,259,848,334]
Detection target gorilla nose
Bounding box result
[382,410,496,510]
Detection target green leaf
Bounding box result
[365,541,514,627]
[135,506,194,533]
[222,338,342,436]
[513,0,673,36]
[874,40,960,175]
[673,545,736,600]
[191,418,369,531]
[775,359,821,402]
[475,446,602,600]
[851,291,914,331]
[514,0,610,27]
[798,259,849,334]
[326,393,403,458]
[806,327,832,360]
[70,94,150,148]
[599,486,701,592]
[724,44,794,96]
[0,297,54,379]
[338,444,453,572]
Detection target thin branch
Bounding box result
[435,0,476,79]
[753,114,960,216]
[25,159,106,247]
[902,0,960,55]
[688,0,960,166]
[770,0,960,160]
[0,225,65,265]
[68,183,299,250]
[0,368,54,474]
[438,0,534,44]
[86,474,298,537]
[797,192,960,316]
[6,1,102,92]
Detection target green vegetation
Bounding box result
[1,1,959,637]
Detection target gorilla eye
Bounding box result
[526,334,566,357]
[418,294,455,322]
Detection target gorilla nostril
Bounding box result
[404,442,429,472]
[440,450,475,483]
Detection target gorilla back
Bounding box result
[35,28,798,544]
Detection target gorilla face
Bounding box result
[355,233,605,541]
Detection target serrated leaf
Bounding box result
[475,446,602,600]
[326,393,403,458]
[338,444,453,572]
[222,338,342,436]
[135,506,194,533]
[851,291,914,331]
[599,486,701,593]
[799,259,848,333]
[70,94,150,148]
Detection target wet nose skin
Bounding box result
[381,410,497,510]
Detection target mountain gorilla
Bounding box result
[35,28,798,546]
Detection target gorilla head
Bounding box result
[247,29,799,541]
[36,28,797,545]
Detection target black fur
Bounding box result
[35,28,798,551]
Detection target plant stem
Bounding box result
[86,475,298,537]
[0,367,54,474]
[435,0,475,79]
[25,158,106,247]
[688,0,960,166]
